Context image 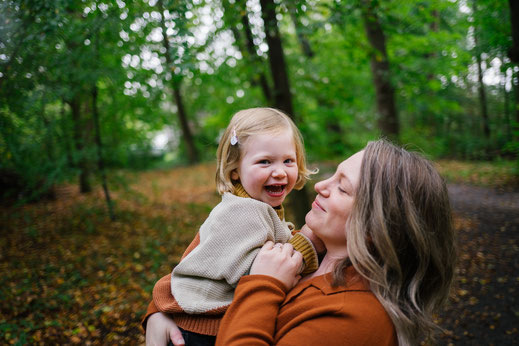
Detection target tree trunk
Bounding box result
[223,0,273,103]
[61,101,74,168]
[92,83,115,221]
[476,52,491,138]
[286,1,314,58]
[172,80,198,164]
[259,0,309,228]
[158,0,199,164]
[509,0,519,125]
[69,97,92,193]
[501,55,511,139]
[259,0,295,118]
[360,0,399,140]
[240,10,273,103]
[472,0,490,138]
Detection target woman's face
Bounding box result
[305,151,364,253]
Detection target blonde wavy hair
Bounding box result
[333,139,457,345]
[215,107,315,195]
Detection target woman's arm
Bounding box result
[215,242,302,346]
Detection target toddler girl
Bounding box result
[162,108,319,344]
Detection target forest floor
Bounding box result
[437,183,519,345]
[0,161,518,345]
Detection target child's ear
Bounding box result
[231,170,239,181]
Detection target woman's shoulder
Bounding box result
[294,270,393,325]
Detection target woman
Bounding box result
[146,139,457,345]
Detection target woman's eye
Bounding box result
[338,187,349,194]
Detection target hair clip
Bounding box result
[230,128,238,145]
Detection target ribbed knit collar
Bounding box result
[233,183,285,221]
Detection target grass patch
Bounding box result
[435,159,519,189]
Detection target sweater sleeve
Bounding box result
[215,275,287,346]
[288,232,319,275]
[141,232,202,332]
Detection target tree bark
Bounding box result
[259,0,295,118]
[286,1,314,58]
[171,80,198,164]
[92,82,115,221]
[158,0,199,164]
[472,0,491,138]
[223,0,273,103]
[69,96,92,193]
[508,0,519,125]
[360,0,399,140]
[475,52,491,138]
[259,0,309,228]
[240,10,273,103]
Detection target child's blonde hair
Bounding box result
[216,107,314,195]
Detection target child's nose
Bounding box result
[272,167,287,178]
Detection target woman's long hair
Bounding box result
[333,139,457,345]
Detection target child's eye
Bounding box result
[284,159,294,164]
[258,159,270,164]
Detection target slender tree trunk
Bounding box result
[158,0,198,164]
[223,0,273,103]
[509,0,519,126]
[240,11,273,103]
[69,97,92,193]
[259,0,295,118]
[259,0,309,228]
[286,1,314,58]
[61,101,74,168]
[475,52,491,138]
[172,81,198,163]
[287,1,341,154]
[92,83,115,221]
[360,0,399,140]
[472,0,490,138]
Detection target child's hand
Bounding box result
[250,241,303,290]
[300,224,326,255]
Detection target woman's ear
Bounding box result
[231,170,239,181]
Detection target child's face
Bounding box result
[231,130,298,207]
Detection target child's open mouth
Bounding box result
[265,184,286,196]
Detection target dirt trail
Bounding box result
[438,184,519,345]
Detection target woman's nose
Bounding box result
[315,179,329,196]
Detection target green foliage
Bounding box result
[0,0,517,204]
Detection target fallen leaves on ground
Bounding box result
[0,163,218,345]
[1,162,518,344]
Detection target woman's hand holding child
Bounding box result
[250,241,303,290]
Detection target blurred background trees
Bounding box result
[1,0,516,218]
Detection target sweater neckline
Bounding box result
[286,266,369,300]
[232,183,285,221]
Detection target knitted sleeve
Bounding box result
[288,232,319,275]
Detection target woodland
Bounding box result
[1,0,518,344]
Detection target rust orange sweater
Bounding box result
[216,266,398,345]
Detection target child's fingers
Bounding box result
[263,241,275,250]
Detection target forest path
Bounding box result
[438,184,519,345]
